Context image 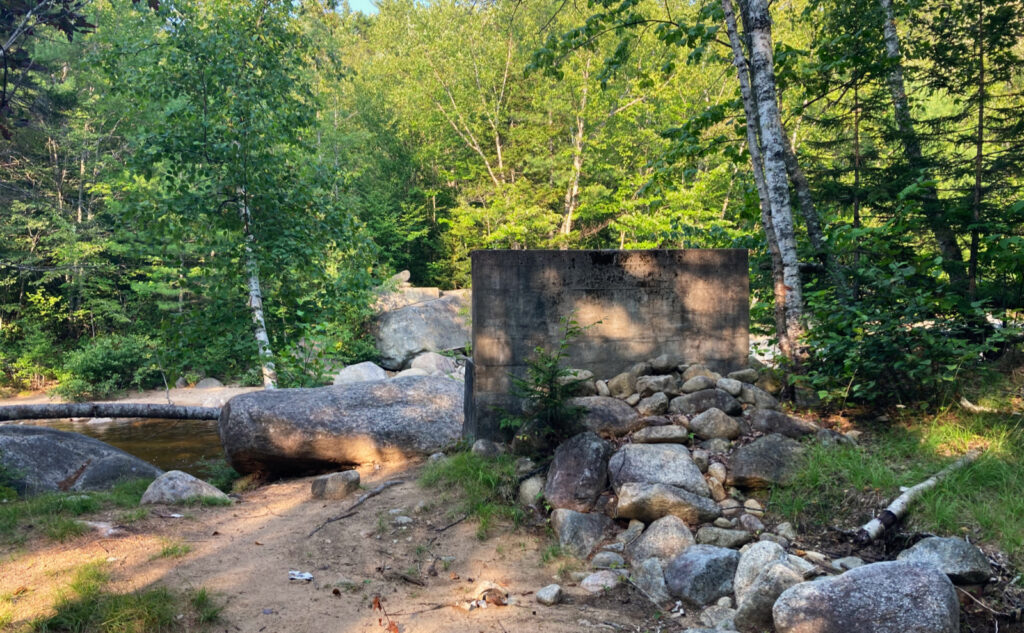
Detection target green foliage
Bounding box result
[500,315,592,454]
[53,334,162,401]
[195,459,241,494]
[803,219,1007,406]
[420,452,523,539]
[153,540,192,560]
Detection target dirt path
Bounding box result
[1,463,680,633]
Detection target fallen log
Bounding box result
[0,403,222,422]
[854,450,980,546]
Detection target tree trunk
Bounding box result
[0,403,221,422]
[743,0,806,361]
[561,79,588,241]
[968,0,985,300]
[781,129,849,298]
[239,199,278,389]
[879,0,967,287]
[721,0,788,347]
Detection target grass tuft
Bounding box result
[153,539,192,560]
[420,451,523,539]
[29,561,222,633]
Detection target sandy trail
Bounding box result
[1,462,679,633]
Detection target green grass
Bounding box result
[188,588,222,624]
[153,540,192,560]
[25,561,222,633]
[420,451,524,539]
[182,496,233,508]
[0,478,153,545]
[772,408,1024,567]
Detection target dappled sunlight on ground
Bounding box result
[1,462,671,633]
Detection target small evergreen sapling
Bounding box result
[501,315,595,455]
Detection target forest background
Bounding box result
[1,0,1022,406]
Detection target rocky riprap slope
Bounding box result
[472,358,991,633]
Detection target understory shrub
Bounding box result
[54,334,163,401]
[803,220,1007,407]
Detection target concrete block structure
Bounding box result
[466,249,749,440]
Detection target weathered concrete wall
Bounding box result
[466,249,748,440]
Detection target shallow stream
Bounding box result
[16,418,225,475]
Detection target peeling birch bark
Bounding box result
[854,451,980,546]
[743,0,806,360]
[239,199,278,389]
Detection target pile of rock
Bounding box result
[368,271,471,373]
[499,357,986,633]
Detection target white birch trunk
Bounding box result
[743,0,805,360]
[239,199,278,389]
[721,0,788,344]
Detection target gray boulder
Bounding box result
[219,376,463,475]
[632,425,689,444]
[715,377,743,396]
[670,389,743,416]
[637,375,680,397]
[773,561,960,633]
[194,377,224,389]
[311,470,361,500]
[665,545,740,606]
[544,432,612,512]
[896,536,992,584]
[636,392,670,417]
[607,371,637,399]
[567,396,642,437]
[688,408,742,440]
[681,376,716,393]
[608,444,710,497]
[728,434,805,489]
[631,558,671,605]
[694,526,753,549]
[0,425,162,495]
[551,509,613,558]
[409,352,458,375]
[727,368,759,383]
[332,361,388,385]
[374,294,470,370]
[627,515,696,563]
[140,470,229,505]
[748,409,819,438]
[738,384,780,410]
[732,541,804,630]
[616,482,721,524]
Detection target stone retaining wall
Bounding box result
[466,249,748,440]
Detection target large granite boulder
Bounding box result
[567,396,642,437]
[669,389,743,416]
[219,376,463,475]
[627,515,695,563]
[748,409,819,438]
[544,432,613,512]
[728,433,805,488]
[616,482,721,524]
[896,536,993,584]
[551,509,613,558]
[773,561,960,633]
[0,425,162,495]
[332,361,388,385]
[374,294,470,370]
[608,444,710,497]
[664,545,740,607]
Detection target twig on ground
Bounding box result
[307,480,404,537]
[435,514,468,532]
